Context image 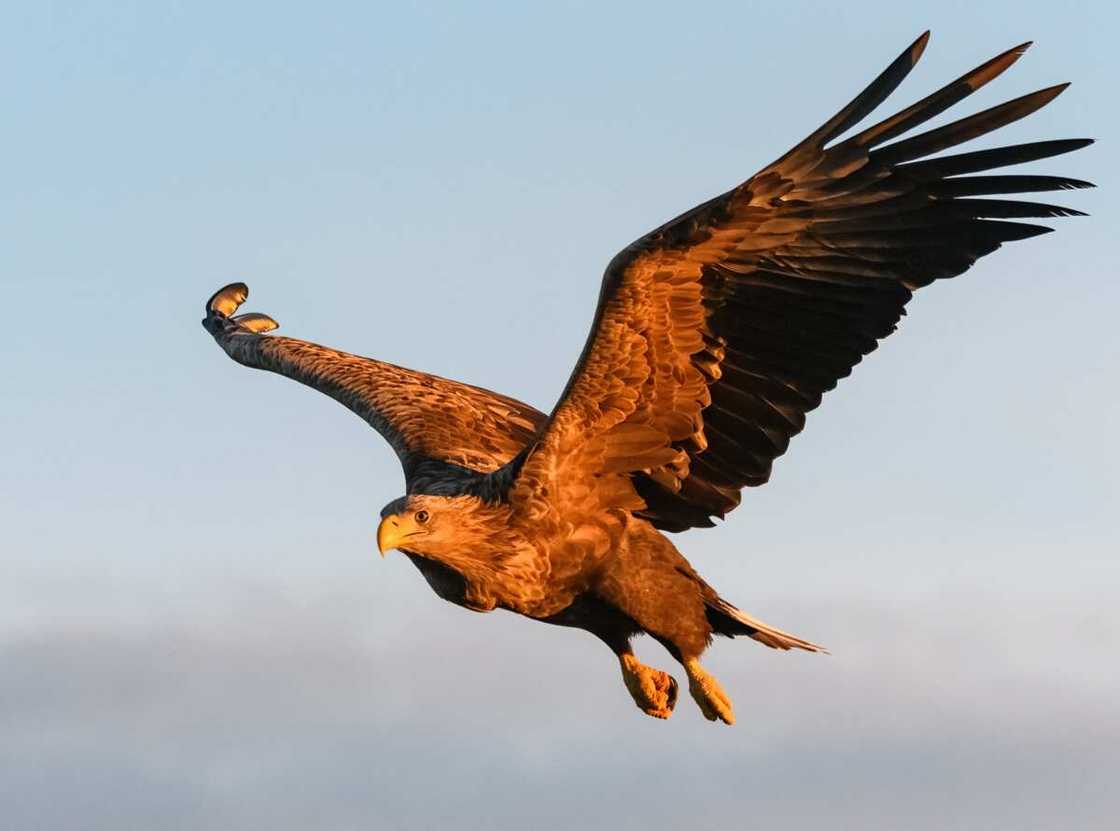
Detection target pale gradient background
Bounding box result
[2,2,1117,829]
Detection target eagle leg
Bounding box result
[683,658,735,725]
[618,653,678,720]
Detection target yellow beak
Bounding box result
[376,513,421,557]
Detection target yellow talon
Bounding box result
[684,659,735,725]
[619,654,678,719]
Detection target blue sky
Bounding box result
[2,2,1117,829]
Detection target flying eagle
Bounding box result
[202,33,1091,724]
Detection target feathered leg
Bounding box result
[592,527,737,723]
[540,594,678,720]
[645,635,734,725]
[683,658,735,724]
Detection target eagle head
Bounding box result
[376,494,511,559]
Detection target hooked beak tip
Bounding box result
[376,517,392,557]
[376,515,410,557]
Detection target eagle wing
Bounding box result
[508,33,1092,530]
[203,283,546,489]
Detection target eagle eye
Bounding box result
[415,509,430,525]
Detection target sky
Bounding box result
[1,1,1117,828]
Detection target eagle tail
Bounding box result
[705,597,828,654]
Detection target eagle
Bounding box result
[202,33,1091,724]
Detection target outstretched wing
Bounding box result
[508,33,1092,530]
[202,283,545,489]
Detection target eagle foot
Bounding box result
[619,654,678,720]
[684,659,735,725]
[202,282,279,338]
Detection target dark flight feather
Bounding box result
[502,35,1092,531]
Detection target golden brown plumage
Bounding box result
[202,34,1091,724]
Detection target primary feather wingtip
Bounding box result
[206,282,249,317]
[231,312,279,334]
[838,40,1035,153]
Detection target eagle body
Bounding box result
[397,498,725,657]
[201,33,1092,723]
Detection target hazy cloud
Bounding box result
[4,587,1116,831]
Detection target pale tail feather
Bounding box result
[707,597,829,654]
